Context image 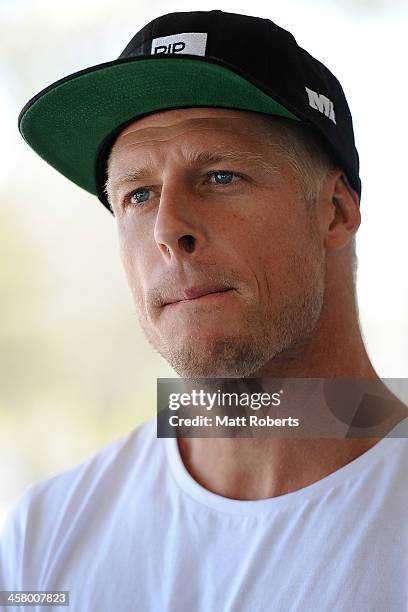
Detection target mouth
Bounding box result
[164,288,234,307]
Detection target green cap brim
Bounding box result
[18,56,300,212]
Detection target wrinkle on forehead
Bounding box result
[118,107,258,137]
[108,112,275,172]
[114,125,241,154]
[115,108,278,145]
[116,117,262,150]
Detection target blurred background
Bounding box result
[1,0,407,528]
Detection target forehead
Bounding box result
[110,107,274,155]
[120,106,262,133]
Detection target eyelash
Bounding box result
[122,170,245,207]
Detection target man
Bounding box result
[1,9,408,611]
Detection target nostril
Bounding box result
[179,235,195,253]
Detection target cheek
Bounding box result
[243,210,315,291]
[233,208,291,267]
[117,217,149,266]
[116,222,149,305]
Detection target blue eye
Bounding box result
[130,188,150,205]
[209,170,238,184]
[126,170,241,207]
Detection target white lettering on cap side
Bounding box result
[151,32,207,56]
[305,87,336,124]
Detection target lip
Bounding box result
[164,287,234,306]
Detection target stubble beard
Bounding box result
[138,231,326,379]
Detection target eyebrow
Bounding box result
[104,149,279,201]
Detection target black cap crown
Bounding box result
[112,10,360,198]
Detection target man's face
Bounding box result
[107,107,326,378]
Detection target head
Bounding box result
[105,107,360,378]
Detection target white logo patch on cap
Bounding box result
[151,32,207,56]
[305,87,336,124]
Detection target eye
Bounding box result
[128,187,151,206]
[208,170,242,185]
[124,170,243,208]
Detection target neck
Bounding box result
[177,278,408,500]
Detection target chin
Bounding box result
[163,335,270,379]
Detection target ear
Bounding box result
[318,169,361,251]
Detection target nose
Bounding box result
[153,176,207,260]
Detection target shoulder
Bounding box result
[26,416,157,512]
[0,416,158,585]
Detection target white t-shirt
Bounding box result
[1,416,408,612]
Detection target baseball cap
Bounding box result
[18,9,361,215]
